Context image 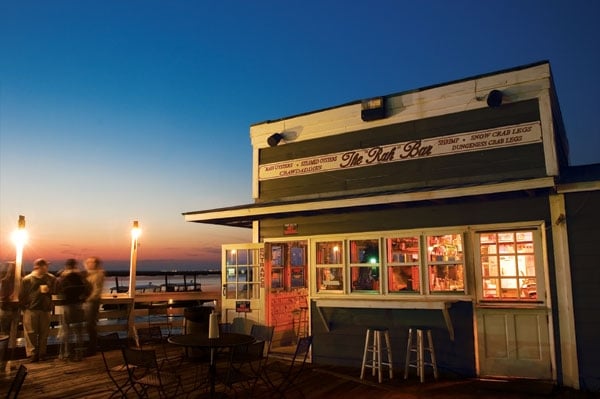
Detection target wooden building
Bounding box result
[183,61,600,391]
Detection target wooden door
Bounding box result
[221,243,265,330]
[474,227,553,380]
[476,307,552,379]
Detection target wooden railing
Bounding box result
[43,291,220,342]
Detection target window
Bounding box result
[270,245,284,290]
[426,234,465,293]
[479,230,538,300]
[312,232,466,297]
[225,248,260,300]
[267,242,308,291]
[349,239,380,293]
[386,236,420,293]
[315,241,344,293]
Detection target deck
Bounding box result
[1,342,407,398]
[0,348,517,399]
[0,291,589,398]
[0,343,585,399]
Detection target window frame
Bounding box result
[474,226,546,303]
[311,229,469,298]
[348,238,382,294]
[424,232,466,295]
[314,240,346,294]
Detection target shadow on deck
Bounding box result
[1,346,595,399]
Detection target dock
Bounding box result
[106,269,218,293]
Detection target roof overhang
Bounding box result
[182,177,556,229]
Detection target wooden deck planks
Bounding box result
[1,345,583,399]
[0,345,402,399]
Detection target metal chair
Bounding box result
[6,364,27,399]
[250,324,275,358]
[98,333,132,399]
[121,347,183,399]
[136,325,183,368]
[222,340,266,397]
[262,335,313,398]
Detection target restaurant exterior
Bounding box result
[183,61,600,391]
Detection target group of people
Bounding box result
[0,257,105,362]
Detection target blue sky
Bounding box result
[1,0,599,269]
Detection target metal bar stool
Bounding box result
[360,326,393,383]
[404,327,438,382]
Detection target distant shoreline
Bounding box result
[49,269,221,277]
[102,269,221,277]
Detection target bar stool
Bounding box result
[360,326,393,383]
[404,327,438,383]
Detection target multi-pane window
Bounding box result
[311,228,544,299]
[426,234,465,293]
[315,241,344,293]
[225,248,260,300]
[386,237,420,293]
[480,230,537,300]
[349,239,380,293]
[312,233,466,296]
[268,242,308,291]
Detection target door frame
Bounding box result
[471,221,556,380]
[220,243,266,329]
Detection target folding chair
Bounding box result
[147,304,174,337]
[250,324,275,358]
[222,340,266,398]
[136,325,183,368]
[98,333,132,399]
[219,322,232,334]
[122,347,183,399]
[6,364,27,399]
[262,335,313,398]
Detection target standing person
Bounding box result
[0,262,17,334]
[0,262,18,368]
[56,258,90,360]
[19,258,56,362]
[83,256,104,356]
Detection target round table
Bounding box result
[168,332,255,397]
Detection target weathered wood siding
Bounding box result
[311,300,476,376]
[565,190,600,391]
[261,194,553,374]
[259,193,551,240]
[259,99,544,201]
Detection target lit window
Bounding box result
[349,239,380,293]
[426,234,465,293]
[315,241,344,293]
[386,237,420,293]
[480,230,537,300]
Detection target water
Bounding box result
[102,273,222,294]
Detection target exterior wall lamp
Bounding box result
[267,133,285,147]
[361,96,387,121]
[487,90,504,107]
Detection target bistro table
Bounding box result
[168,332,255,398]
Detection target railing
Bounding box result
[105,269,219,294]
[3,291,221,349]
